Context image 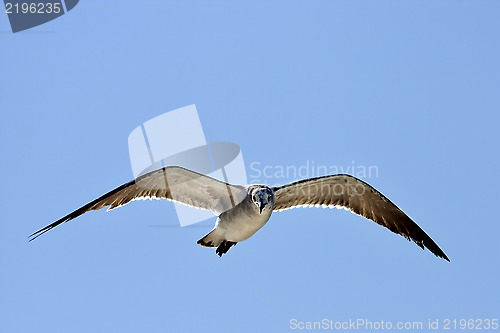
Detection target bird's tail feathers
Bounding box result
[197,228,225,248]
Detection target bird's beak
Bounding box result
[259,202,266,214]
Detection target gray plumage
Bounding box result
[30,166,449,261]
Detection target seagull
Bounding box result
[30,166,449,261]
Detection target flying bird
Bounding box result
[30,166,449,261]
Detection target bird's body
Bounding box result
[197,185,274,255]
[30,166,449,261]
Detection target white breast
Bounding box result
[217,199,273,242]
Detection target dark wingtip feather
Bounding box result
[428,243,450,262]
[29,215,74,242]
[28,177,139,241]
[432,249,450,262]
[28,170,171,242]
[419,236,449,262]
[28,199,102,242]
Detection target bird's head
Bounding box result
[251,186,274,214]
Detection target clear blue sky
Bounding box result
[1,1,499,332]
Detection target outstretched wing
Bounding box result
[30,166,247,241]
[272,174,449,261]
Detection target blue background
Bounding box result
[1,1,498,332]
